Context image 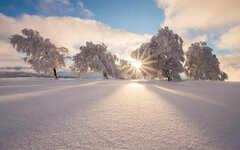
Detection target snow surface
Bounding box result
[0,78,240,149]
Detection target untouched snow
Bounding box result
[0,78,240,149]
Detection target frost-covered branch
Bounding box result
[131,27,185,81]
[70,42,119,79]
[185,42,228,81]
[10,29,69,79]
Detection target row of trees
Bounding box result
[10,28,228,81]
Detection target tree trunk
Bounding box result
[102,71,108,79]
[53,68,58,80]
[167,76,172,81]
[164,70,172,81]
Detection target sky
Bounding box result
[0,0,240,80]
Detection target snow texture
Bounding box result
[0,78,240,149]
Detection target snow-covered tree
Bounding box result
[70,42,118,79]
[131,42,155,79]
[131,27,185,81]
[185,42,228,81]
[116,59,134,79]
[10,29,69,79]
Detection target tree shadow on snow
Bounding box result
[0,80,122,148]
[144,83,240,149]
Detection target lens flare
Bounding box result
[132,60,142,70]
[120,47,160,79]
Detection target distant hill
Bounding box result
[0,71,52,78]
[0,67,31,70]
[0,71,104,79]
[0,71,78,78]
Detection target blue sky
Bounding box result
[0,0,164,34]
[0,0,231,55]
[0,0,240,80]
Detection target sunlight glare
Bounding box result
[132,60,142,70]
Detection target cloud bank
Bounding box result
[156,0,240,35]
[0,40,30,67]
[155,0,240,52]
[216,25,240,53]
[218,55,240,81]
[0,13,151,68]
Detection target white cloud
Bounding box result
[77,1,84,8]
[0,41,30,67]
[183,34,207,51]
[37,0,74,16]
[77,1,94,17]
[218,55,240,81]
[0,13,151,67]
[83,9,94,17]
[155,0,240,66]
[216,25,240,53]
[155,0,240,35]
[57,0,70,5]
[37,0,94,17]
[44,0,70,5]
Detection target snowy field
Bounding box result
[0,78,240,150]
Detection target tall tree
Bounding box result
[10,29,69,80]
[185,42,228,81]
[131,27,185,81]
[70,42,118,79]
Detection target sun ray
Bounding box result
[120,67,132,77]
[130,67,136,79]
[121,47,161,79]
[135,69,138,79]
[142,59,161,65]
[141,55,152,63]
[137,48,140,61]
[141,52,159,63]
[139,69,143,78]
[139,45,149,61]
[142,65,159,73]
[141,53,155,63]
[140,67,154,79]
[132,51,137,60]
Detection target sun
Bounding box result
[120,47,160,79]
[132,60,142,70]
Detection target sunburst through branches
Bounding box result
[131,60,142,70]
[120,47,160,79]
